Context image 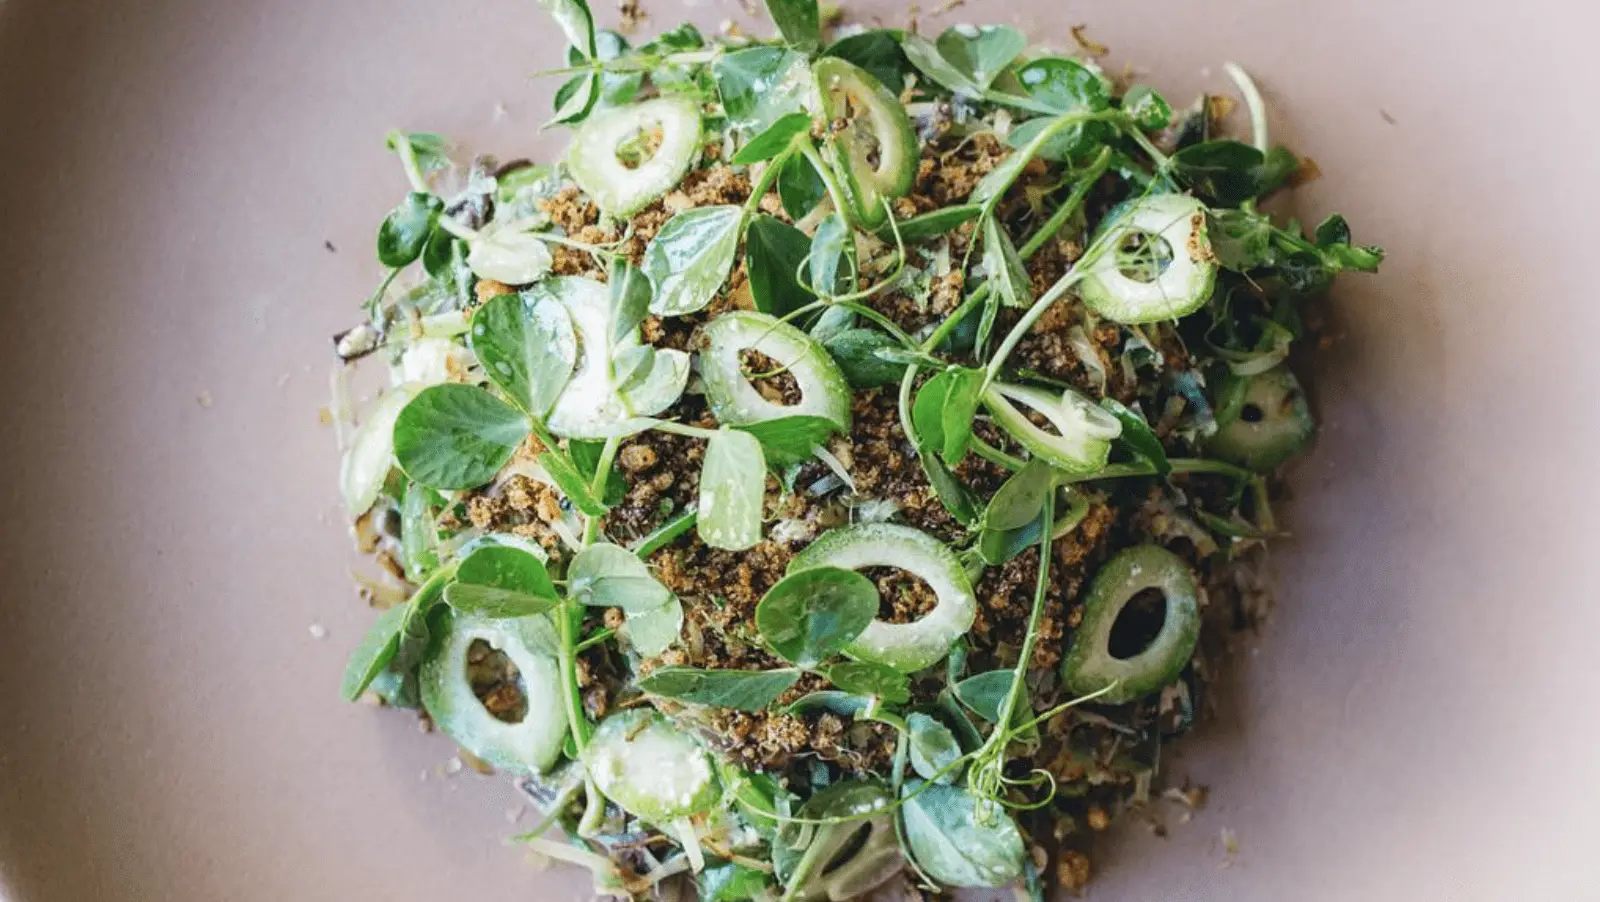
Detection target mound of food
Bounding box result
[330,1,1381,898]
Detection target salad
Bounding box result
[330,1,1382,899]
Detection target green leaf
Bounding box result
[421,229,460,280]
[698,861,773,902]
[385,132,452,173]
[1015,57,1110,113]
[1122,84,1172,130]
[537,0,596,58]
[764,0,820,51]
[883,205,981,242]
[824,29,911,94]
[977,514,1042,566]
[624,597,684,656]
[921,453,977,525]
[570,543,673,612]
[1171,140,1295,207]
[981,215,1031,310]
[917,367,984,466]
[934,25,1026,90]
[809,212,854,297]
[778,151,827,220]
[822,328,908,388]
[645,205,744,316]
[733,415,841,465]
[608,258,653,344]
[984,458,1056,531]
[714,47,811,134]
[637,666,802,711]
[547,71,599,126]
[582,30,643,108]
[1100,398,1170,475]
[399,483,441,581]
[392,385,530,490]
[339,603,410,702]
[953,670,1015,723]
[699,429,767,551]
[469,293,577,419]
[756,567,879,668]
[537,450,608,516]
[899,33,982,97]
[443,545,560,618]
[783,690,871,717]
[377,193,442,268]
[826,660,911,703]
[900,781,1027,888]
[744,215,814,317]
[907,712,963,782]
[912,370,955,452]
[732,111,812,166]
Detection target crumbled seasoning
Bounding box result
[864,566,940,623]
[739,348,803,405]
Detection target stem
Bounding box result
[363,267,404,321]
[896,365,920,447]
[389,130,431,194]
[435,214,479,242]
[969,434,1024,472]
[982,268,1089,386]
[921,289,986,353]
[557,602,592,752]
[632,508,699,558]
[1224,62,1270,153]
[574,628,616,654]
[1017,147,1112,259]
[991,489,1055,734]
[1061,457,1253,483]
[742,145,793,215]
[647,420,720,441]
[581,436,620,546]
[798,141,852,222]
[780,822,840,902]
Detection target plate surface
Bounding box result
[0,1,1595,900]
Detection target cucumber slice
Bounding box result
[1061,544,1199,704]
[1078,194,1218,324]
[980,382,1121,475]
[699,311,852,431]
[583,709,719,822]
[540,277,691,439]
[789,524,976,673]
[566,97,704,218]
[1207,364,1314,471]
[777,781,903,902]
[814,58,917,230]
[420,610,568,774]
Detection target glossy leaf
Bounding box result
[827,660,911,704]
[778,151,827,220]
[783,690,871,717]
[624,597,684,656]
[547,71,598,126]
[377,193,442,267]
[809,212,854,297]
[734,415,840,465]
[744,215,814,316]
[981,215,1031,310]
[824,29,911,95]
[714,47,811,134]
[884,205,981,242]
[756,567,879,668]
[900,33,982,97]
[537,0,596,58]
[699,429,767,551]
[732,111,812,165]
[570,543,673,612]
[608,258,653,344]
[900,781,1027,888]
[537,450,608,516]
[934,25,1027,90]
[921,453,977,525]
[822,328,908,388]
[1100,398,1170,475]
[443,545,561,618]
[699,861,773,902]
[338,603,411,702]
[399,482,441,581]
[637,666,802,711]
[392,385,530,490]
[764,0,820,51]
[1015,57,1109,113]
[953,670,1015,724]
[1122,84,1172,130]
[645,205,744,316]
[907,712,963,782]
[1171,139,1300,207]
[469,293,576,419]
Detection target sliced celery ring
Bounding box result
[699,310,852,431]
[420,610,569,775]
[1208,364,1315,471]
[814,58,917,230]
[566,96,703,218]
[790,523,976,673]
[1078,193,1218,324]
[583,709,719,822]
[1061,544,1199,704]
[780,781,904,902]
[981,382,1121,475]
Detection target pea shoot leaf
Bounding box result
[756,567,879,668]
[608,258,653,344]
[392,385,530,490]
[698,862,773,902]
[883,205,981,242]
[443,544,561,618]
[732,112,812,166]
[734,415,841,465]
[1004,58,1115,161]
[1100,398,1170,475]
[623,597,684,656]
[983,458,1055,531]
[900,33,983,98]
[468,293,576,419]
[1122,84,1173,130]
[915,368,985,466]
[900,781,1027,888]
[569,543,673,612]
[921,453,978,525]
[339,603,411,702]
[934,25,1026,90]
[537,450,608,516]
[809,212,854,297]
[778,152,827,220]
[377,193,443,268]
[398,482,441,581]
[822,328,908,388]
[698,429,768,551]
[783,690,871,717]
[645,205,744,316]
[637,666,802,712]
[981,214,1031,310]
[714,47,811,134]
[548,71,599,126]
[537,0,597,59]
[907,712,963,783]
[827,660,911,703]
[763,0,820,52]
[1170,139,1299,207]
[824,29,911,94]
[745,215,814,317]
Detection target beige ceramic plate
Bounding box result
[1,0,1596,899]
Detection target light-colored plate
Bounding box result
[0,0,1594,899]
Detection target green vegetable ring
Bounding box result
[790,523,976,673]
[1208,364,1315,471]
[814,58,917,230]
[1078,193,1218,324]
[699,310,852,431]
[1061,544,1200,704]
[420,611,569,775]
[781,781,904,901]
[582,708,719,822]
[566,96,704,218]
[981,381,1122,474]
